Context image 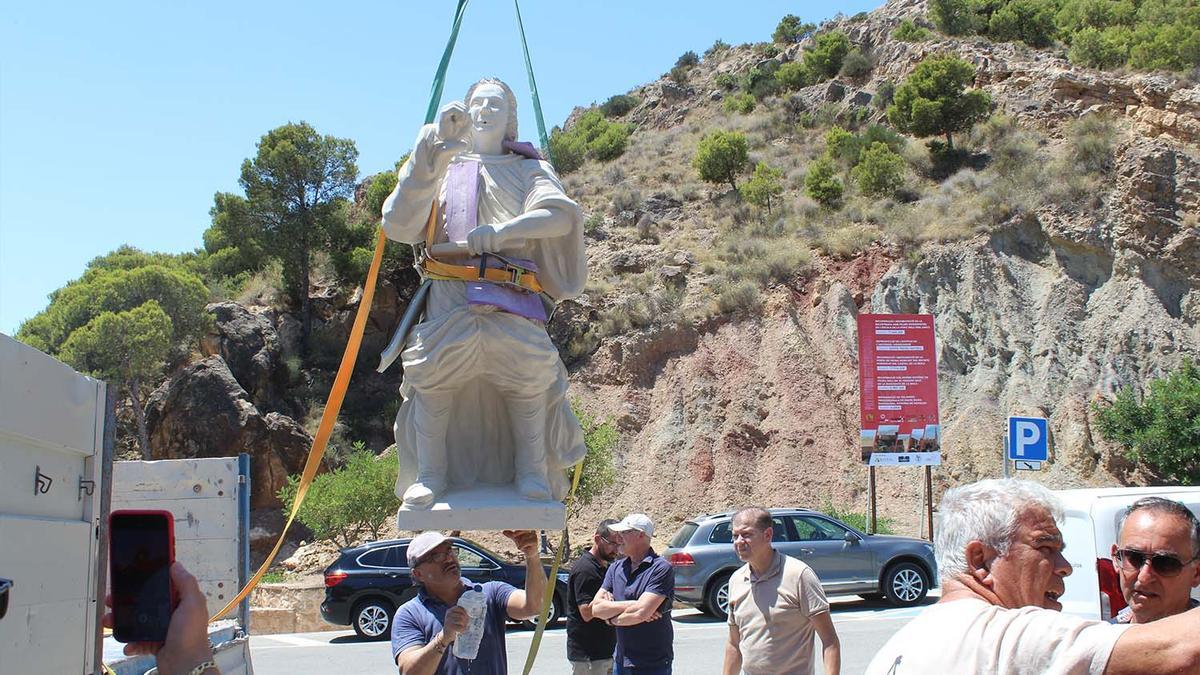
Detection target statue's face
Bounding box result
[468,82,510,148]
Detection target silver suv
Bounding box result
[664,508,938,619]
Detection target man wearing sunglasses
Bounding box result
[1110,497,1200,624]
[866,479,1200,674]
[567,519,621,674]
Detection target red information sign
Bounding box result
[858,314,941,466]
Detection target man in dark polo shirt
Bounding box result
[592,513,674,674]
[567,519,621,674]
[391,530,544,675]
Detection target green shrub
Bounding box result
[570,403,618,519]
[852,142,907,197]
[739,163,786,213]
[600,94,640,117]
[839,49,873,78]
[804,156,844,207]
[825,126,858,164]
[589,122,631,161]
[277,446,398,548]
[669,65,689,84]
[1068,26,1129,69]
[1067,114,1116,174]
[717,280,763,313]
[774,14,816,44]
[776,61,814,91]
[894,18,933,42]
[693,130,750,191]
[744,63,782,99]
[930,0,975,35]
[548,126,586,174]
[1094,359,1200,484]
[715,73,739,91]
[676,50,700,68]
[822,502,896,534]
[756,43,781,59]
[887,55,991,150]
[706,39,731,58]
[723,91,757,114]
[874,81,896,110]
[987,0,1058,47]
[803,31,852,81]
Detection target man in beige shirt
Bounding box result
[722,507,840,675]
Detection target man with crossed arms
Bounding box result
[591,513,674,674]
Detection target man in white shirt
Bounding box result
[866,479,1200,674]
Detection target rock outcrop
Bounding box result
[145,356,312,508]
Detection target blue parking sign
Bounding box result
[1008,416,1049,462]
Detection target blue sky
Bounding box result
[0,0,876,334]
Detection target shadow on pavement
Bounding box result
[672,612,724,624]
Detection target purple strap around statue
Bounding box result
[443,157,547,323]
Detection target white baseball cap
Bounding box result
[609,513,654,537]
[407,531,450,567]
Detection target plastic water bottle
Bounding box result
[452,585,487,660]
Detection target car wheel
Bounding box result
[704,572,732,620]
[883,562,929,607]
[521,593,563,629]
[352,598,394,640]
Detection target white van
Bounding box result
[1054,486,1200,621]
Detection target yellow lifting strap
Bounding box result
[418,199,546,294]
[522,460,584,675]
[207,225,390,623]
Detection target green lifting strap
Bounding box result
[513,0,551,159]
[425,0,472,125]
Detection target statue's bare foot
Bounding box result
[516,473,551,501]
[402,482,440,508]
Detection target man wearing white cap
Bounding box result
[392,529,543,675]
[592,514,674,674]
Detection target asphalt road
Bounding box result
[249,594,935,675]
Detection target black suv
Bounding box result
[321,536,570,640]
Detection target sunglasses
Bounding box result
[0,578,11,620]
[1114,548,1199,577]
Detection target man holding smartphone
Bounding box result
[392,529,546,675]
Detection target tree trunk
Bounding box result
[728,176,738,193]
[300,231,311,354]
[129,378,152,460]
[945,131,954,150]
[562,527,571,561]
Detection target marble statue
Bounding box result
[380,78,587,523]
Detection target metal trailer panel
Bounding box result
[111,457,248,626]
[0,334,106,674]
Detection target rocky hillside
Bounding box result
[142,0,1197,556]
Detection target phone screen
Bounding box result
[110,512,172,642]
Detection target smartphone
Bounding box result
[109,509,175,642]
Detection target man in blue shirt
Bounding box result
[391,530,545,675]
[592,514,674,674]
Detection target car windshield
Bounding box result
[668,523,699,548]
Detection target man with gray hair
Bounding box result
[1110,497,1200,624]
[866,479,1200,674]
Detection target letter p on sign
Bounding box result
[1007,416,1049,462]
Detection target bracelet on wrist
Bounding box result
[185,661,218,675]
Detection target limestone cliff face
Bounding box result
[561,1,1199,537]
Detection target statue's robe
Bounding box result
[382,148,588,499]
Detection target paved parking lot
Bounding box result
[250,594,936,674]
